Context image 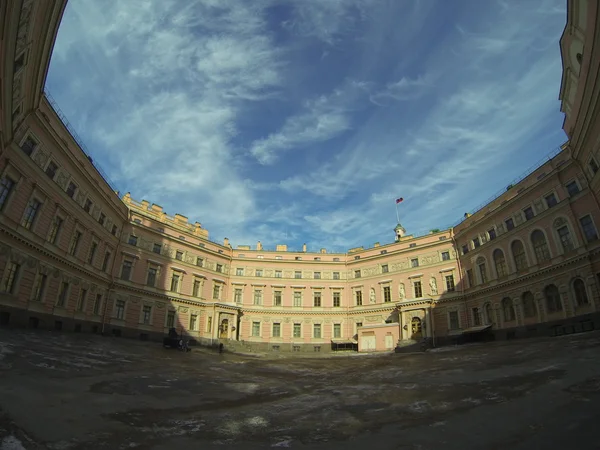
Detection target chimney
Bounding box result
[257,241,263,251]
[224,237,230,247]
[302,243,307,252]
[374,242,380,247]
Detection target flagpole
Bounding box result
[395,201,400,224]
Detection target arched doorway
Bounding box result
[219,319,229,339]
[411,317,422,339]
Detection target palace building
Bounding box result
[0,0,599,353]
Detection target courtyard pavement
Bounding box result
[0,329,599,449]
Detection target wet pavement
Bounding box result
[0,329,599,449]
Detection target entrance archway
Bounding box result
[411,317,422,339]
[219,318,229,339]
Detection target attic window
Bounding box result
[178,235,186,240]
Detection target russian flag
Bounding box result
[396,197,404,204]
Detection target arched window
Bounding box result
[544,284,563,313]
[521,291,537,318]
[476,256,487,284]
[502,297,515,322]
[554,218,574,253]
[493,249,507,278]
[485,303,494,325]
[531,230,551,263]
[511,240,527,271]
[573,278,589,306]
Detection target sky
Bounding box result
[46,0,568,253]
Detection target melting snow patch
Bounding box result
[272,438,293,447]
[408,401,430,413]
[534,365,558,373]
[1,435,26,450]
[246,416,268,428]
[461,398,481,405]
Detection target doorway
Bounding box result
[411,317,422,339]
[219,318,229,339]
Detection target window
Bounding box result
[333,257,340,262]
[374,284,388,303]
[472,237,481,248]
[522,291,536,318]
[293,291,302,307]
[466,269,474,287]
[356,322,363,334]
[310,291,321,307]
[21,198,41,230]
[196,257,204,267]
[531,230,551,263]
[511,240,527,271]
[57,281,69,307]
[523,206,534,221]
[544,284,562,313]
[3,262,20,293]
[32,273,47,302]
[275,270,282,278]
[502,297,515,322]
[128,235,138,246]
[153,243,162,254]
[21,136,37,156]
[133,218,142,224]
[102,251,111,272]
[557,225,574,252]
[234,288,242,303]
[589,157,599,175]
[253,289,262,305]
[505,218,515,231]
[87,242,98,265]
[414,281,422,298]
[167,311,175,328]
[272,322,281,337]
[0,177,15,211]
[381,264,389,273]
[411,258,419,268]
[77,289,87,312]
[175,251,183,261]
[333,271,340,280]
[462,244,469,255]
[295,256,302,261]
[448,311,459,330]
[143,306,152,325]
[293,323,301,338]
[566,180,580,197]
[206,316,212,332]
[192,279,202,297]
[255,269,263,277]
[573,278,589,306]
[333,323,341,338]
[147,267,157,287]
[98,213,106,226]
[354,270,361,278]
[83,199,93,213]
[488,228,497,240]
[295,271,302,279]
[580,215,598,242]
[445,274,455,292]
[213,284,221,300]
[274,290,282,306]
[179,235,185,241]
[472,307,481,326]
[48,216,63,244]
[236,268,244,276]
[252,322,260,337]
[314,272,321,279]
[333,291,341,307]
[409,243,416,248]
[313,324,322,338]
[216,264,223,273]
[545,193,558,208]
[121,260,133,280]
[380,250,387,254]
[356,290,363,306]
[45,161,58,179]
[441,251,450,261]
[66,182,77,199]
[493,249,507,278]
[93,294,103,315]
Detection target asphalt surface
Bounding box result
[0,328,599,449]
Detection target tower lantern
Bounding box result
[394,223,406,241]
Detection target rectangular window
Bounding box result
[189,314,196,330]
[441,251,450,261]
[356,290,363,306]
[293,323,301,338]
[383,286,391,302]
[121,260,133,281]
[354,256,360,260]
[411,258,419,268]
[272,322,281,337]
[253,289,262,305]
[206,316,212,332]
[98,212,106,226]
[333,271,340,280]
[505,218,515,231]
[409,243,417,248]
[566,180,580,197]
[66,182,77,199]
[580,215,598,242]
[252,322,260,337]
[445,274,455,292]
[21,136,37,156]
[21,198,41,230]
[313,291,322,307]
[333,291,341,307]
[472,237,481,248]
[128,235,138,246]
[545,193,558,208]
[381,264,389,273]
[83,198,93,213]
[313,323,322,338]
[93,294,102,315]
[473,307,481,326]
[557,226,574,252]
[0,177,15,211]
[175,251,183,261]
[274,290,282,306]
[69,231,82,256]
[488,228,497,240]
[57,281,69,307]
[87,242,98,265]
[466,269,474,287]
[523,207,534,221]
[275,270,282,278]
[3,262,20,293]
[295,271,302,279]
[143,306,152,325]
[589,157,599,175]
[102,251,111,272]
[414,281,422,298]
[111,225,118,236]
[147,267,157,286]
[333,323,341,338]
[255,269,263,277]
[192,279,201,297]
[355,269,361,278]
[462,244,469,255]
[236,268,244,276]
[48,216,63,244]
[153,243,161,254]
[32,273,47,302]
[77,289,87,311]
[216,264,223,273]
[478,262,487,284]
[314,271,321,279]
[449,311,459,330]
[167,311,175,328]
[45,161,58,179]
[234,288,242,303]
[213,284,221,300]
[293,291,302,307]
[196,257,203,267]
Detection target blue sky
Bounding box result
[46,0,567,252]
